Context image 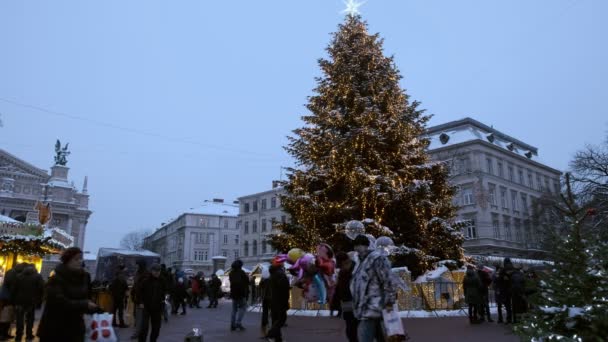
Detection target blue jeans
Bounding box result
[231,298,247,327]
[357,318,385,342]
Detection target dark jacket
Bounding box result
[209,276,221,297]
[497,262,515,297]
[37,264,94,341]
[229,268,249,300]
[269,266,290,312]
[131,269,149,305]
[259,278,271,302]
[2,263,27,303]
[463,269,483,305]
[137,275,167,312]
[109,270,128,299]
[173,281,188,302]
[13,266,44,306]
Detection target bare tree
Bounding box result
[120,229,153,250]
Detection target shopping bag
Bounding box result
[184,328,203,342]
[382,306,409,341]
[85,313,118,342]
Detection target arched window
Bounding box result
[243,241,249,257]
[252,240,258,256]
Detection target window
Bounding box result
[223,234,228,244]
[486,157,494,175]
[252,220,257,233]
[553,181,560,194]
[511,190,518,212]
[497,161,504,178]
[199,218,207,227]
[234,250,239,259]
[244,202,250,213]
[500,187,508,209]
[262,239,267,254]
[488,183,497,206]
[261,199,267,210]
[508,166,514,182]
[252,240,258,256]
[262,219,267,232]
[222,249,228,257]
[271,197,277,208]
[503,216,512,241]
[537,174,542,191]
[224,220,228,228]
[203,250,208,260]
[195,233,204,244]
[235,234,239,244]
[463,217,477,239]
[244,221,249,234]
[518,169,524,185]
[253,200,258,212]
[521,194,528,214]
[528,173,534,189]
[243,241,249,257]
[281,215,287,223]
[514,219,522,242]
[458,157,472,174]
[462,186,475,205]
[524,220,532,242]
[236,221,241,230]
[193,250,208,261]
[492,214,500,239]
[544,177,550,193]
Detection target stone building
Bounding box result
[426,117,561,259]
[237,182,287,268]
[143,199,239,274]
[0,148,91,248]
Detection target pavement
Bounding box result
[114,300,520,342]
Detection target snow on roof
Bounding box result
[184,200,239,217]
[47,179,75,189]
[0,215,18,223]
[97,248,160,258]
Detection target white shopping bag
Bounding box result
[382,306,408,341]
[85,313,118,342]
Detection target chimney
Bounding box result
[212,198,224,203]
[272,180,281,189]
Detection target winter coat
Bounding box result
[209,277,221,297]
[191,278,201,295]
[2,263,26,303]
[477,269,492,296]
[259,278,271,302]
[137,275,167,312]
[131,270,149,305]
[173,283,188,302]
[463,269,483,305]
[109,270,128,300]
[269,266,290,312]
[37,264,95,341]
[497,262,515,297]
[13,266,44,306]
[351,250,396,320]
[510,269,526,296]
[229,268,250,300]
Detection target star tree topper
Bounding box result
[342,0,366,16]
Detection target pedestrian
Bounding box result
[110,264,129,328]
[497,258,515,324]
[477,265,493,322]
[492,266,505,323]
[131,260,149,340]
[351,235,396,342]
[265,263,290,342]
[190,276,201,308]
[259,267,271,337]
[335,252,358,342]
[13,263,44,341]
[37,247,101,342]
[208,274,221,309]
[229,259,249,331]
[137,263,167,342]
[173,277,188,315]
[510,267,526,323]
[0,262,26,340]
[463,265,483,324]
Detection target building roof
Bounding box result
[184,200,239,217]
[425,117,559,172]
[0,214,18,223]
[97,248,160,258]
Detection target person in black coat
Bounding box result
[335,252,358,342]
[0,262,26,339]
[110,264,129,328]
[13,263,44,341]
[137,263,167,342]
[497,258,515,324]
[229,260,249,331]
[265,264,290,342]
[37,247,100,342]
[208,274,221,308]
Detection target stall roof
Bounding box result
[97,248,160,258]
[0,214,18,223]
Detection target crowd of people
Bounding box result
[463,257,539,325]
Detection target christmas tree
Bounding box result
[515,173,608,341]
[269,14,464,276]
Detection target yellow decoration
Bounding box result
[287,248,305,263]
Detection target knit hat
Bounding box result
[60,247,83,264]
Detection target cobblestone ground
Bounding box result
[114,300,519,342]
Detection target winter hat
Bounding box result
[232,259,243,269]
[60,247,83,264]
[353,234,370,247]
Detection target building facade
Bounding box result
[237,183,287,267]
[143,199,239,274]
[426,117,561,259]
[0,149,91,248]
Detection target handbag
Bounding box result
[382,306,409,341]
[85,313,118,342]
